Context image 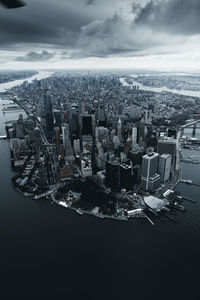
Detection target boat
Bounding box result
[163,207,170,212]
[169,202,186,212]
[99,214,104,219]
[76,209,83,215]
[24,192,34,197]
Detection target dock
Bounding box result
[143,213,154,225]
[181,196,197,204]
[0,135,7,140]
[34,189,54,200]
[180,179,200,187]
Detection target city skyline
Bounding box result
[1,0,200,70]
[1,2,200,298]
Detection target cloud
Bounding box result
[15,50,55,61]
[0,0,93,49]
[85,0,96,5]
[1,0,200,64]
[75,15,138,57]
[72,0,200,58]
[74,13,176,58]
[60,50,72,59]
[135,0,200,35]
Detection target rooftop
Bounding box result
[144,195,169,212]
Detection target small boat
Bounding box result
[99,214,104,219]
[170,202,186,212]
[76,209,83,215]
[163,207,170,212]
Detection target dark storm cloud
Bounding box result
[0,0,92,48]
[135,0,200,35]
[75,15,136,57]
[75,11,162,58]
[85,0,96,5]
[15,50,54,61]
[1,0,200,59]
[75,0,200,58]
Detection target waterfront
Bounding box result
[0,75,200,299]
[0,71,52,93]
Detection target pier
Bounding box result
[0,135,7,140]
[180,179,200,187]
[182,196,197,204]
[34,189,54,200]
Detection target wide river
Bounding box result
[0,73,200,299]
[120,77,200,98]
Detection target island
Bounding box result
[3,71,200,224]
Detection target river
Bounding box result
[120,77,200,98]
[0,73,200,299]
[0,71,52,93]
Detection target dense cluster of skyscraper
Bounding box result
[5,72,184,199]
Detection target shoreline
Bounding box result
[2,71,193,225]
[50,192,156,224]
[120,77,200,99]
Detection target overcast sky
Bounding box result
[1,0,200,70]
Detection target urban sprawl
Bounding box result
[2,71,200,224]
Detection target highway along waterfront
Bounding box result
[0,74,200,299]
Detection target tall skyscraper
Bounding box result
[141,152,160,191]
[44,91,54,134]
[106,161,136,191]
[158,154,172,183]
[120,163,135,191]
[132,125,137,151]
[106,161,120,191]
[54,127,61,153]
[62,125,74,160]
[53,110,62,129]
[74,139,81,155]
[144,109,152,125]
[65,136,75,161]
[157,138,177,175]
[82,116,93,135]
[62,125,68,150]
[69,105,79,139]
[117,118,122,143]
[33,127,42,156]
